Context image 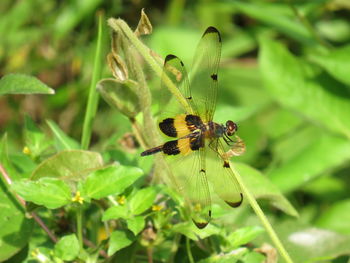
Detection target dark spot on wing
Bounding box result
[163,140,180,155]
[203,26,221,42]
[200,169,205,173]
[187,96,192,100]
[211,74,218,81]
[159,118,177,137]
[165,54,176,63]
[209,210,212,217]
[180,61,184,66]
[193,219,209,229]
[225,193,243,208]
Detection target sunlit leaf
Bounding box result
[0,74,54,95]
[127,216,145,236]
[12,177,71,209]
[54,234,79,261]
[316,199,350,234]
[231,1,314,45]
[108,230,135,256]
[227,226,265,248]
[276,221,350,262]
[31,150,103,180]
[81,164,143,200]
[268,134,350,193]
[172,222,221,241]
[259,37,350,139]
[309,44,350,86]
[128,187,157,215]
[102,205,128,221]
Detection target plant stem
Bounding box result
[77,205,83,250]
[186,237,194,263]
[230,164,294,263]
[81,12,104,149]
[130,117,147,149]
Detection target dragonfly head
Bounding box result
[225,120,238,136]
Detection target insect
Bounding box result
[141,27,245,228]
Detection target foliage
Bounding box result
[1,0,350,262]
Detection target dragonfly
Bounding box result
[141,26,245,228]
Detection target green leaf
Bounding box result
[316,199,350,234]
[31,150,103,180]
[108,230,135,256]
[97,78,141,118]
[126,216,145,236]
[24,116,51,158]
[235,163,298,217]
[241,251,266,263]
[0,134,20,181]
[128,187,156,215]
[102,205,128,221]
[268,134,350,193]
[0,74,54,95]
[172,222,221,241]
[227,226,265,248]
[309,45,350,85]
[54,234,79,261]
[259,37,350,139]
[0,172,33,261]
[231,1,313,45]
[81,164,143,200]
[46,120,80,150]
[274,221,350,262]
[11,177,71,209]
[198,253,241,263]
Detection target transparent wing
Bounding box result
[160,54,197,115]
[207,139,243,208]
[190,27,222,122]
[168,147,211,228]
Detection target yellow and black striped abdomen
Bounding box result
[163,135,204,156]
[159,114,203,138]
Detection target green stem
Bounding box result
[108,18,192,114]
[185,237,194,263]
[81,12,104,149]
[230,164,294,263]
[77,205,83,250]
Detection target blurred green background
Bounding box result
[1,0,350,262]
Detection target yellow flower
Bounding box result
[72,191,84,204]
[23,146,31,155]
[117,195,126,205]
[152,204,163,212]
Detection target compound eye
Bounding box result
[226,120,237,136]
